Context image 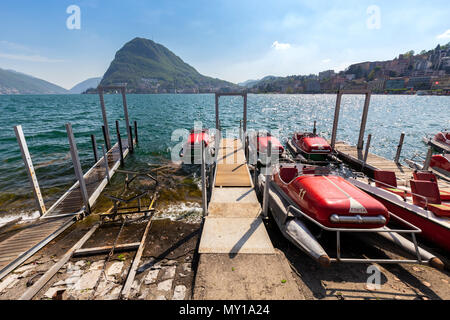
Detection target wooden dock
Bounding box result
[0,139,131,280]
[193,138,303,299]
[334,141,450,193]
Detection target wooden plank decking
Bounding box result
[334,141,450,192]
[0,139,131,280]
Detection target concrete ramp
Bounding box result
[194,138,303,300]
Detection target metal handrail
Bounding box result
[286,205,421,234]
[286,205,424,264]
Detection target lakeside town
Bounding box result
[245,43,450,95]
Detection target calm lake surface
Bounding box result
[0,93,449,219]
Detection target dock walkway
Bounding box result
[334,141,450,192]
[0,139,130,280]
[194,138,303,300]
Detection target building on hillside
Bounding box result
[385,78,406,90]
[406,77,432,90]
[431,76,450,93]
[368,79,385,92]
[331,77,346,90]
[319,70,335,80]
[304,80,321,93]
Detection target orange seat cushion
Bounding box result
[429,204,450,217]
[382,187,410,199]
[439,190,450,201]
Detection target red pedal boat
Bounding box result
[424,131,450,153]
[430,154,450,178]
[287,132,332,164]
[349,169,450,252]
[273,165,389,229]
[260,164,442,267]
[180,129,214,164]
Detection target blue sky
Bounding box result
[0,0,449,89]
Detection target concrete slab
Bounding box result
[193,253,304,300]
[198,217,274,254]
[210,187,259,203]
[208,203,261,218]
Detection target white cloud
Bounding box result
[272,41,291,50]
[322,59,331,64]
[0,52,65,63]
[437,29,450,39]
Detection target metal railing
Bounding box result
[286,205,425,264]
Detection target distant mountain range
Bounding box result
[99,37,238,93]
[69,77,102,94]
[238,76,278,88]
[0,68,69,94]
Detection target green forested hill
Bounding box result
[0,68,68,94]
[100,37,237,93]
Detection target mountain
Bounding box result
[238,76,278,88]
[69,77,102,94]
[0,68,68,94]
[100,37,238,93]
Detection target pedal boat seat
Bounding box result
[409,180,450,217]
[374,170,411,199]
[413,170,450,201]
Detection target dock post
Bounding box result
[357,92,371,153]
[394,132,405,164]
[121,87,132,151]
[201,141,207,217]
[128,124,134,154]
[90,134,98,163]
[116,120,124,167]
[98,87,112,151]
[66,123,91,214]
[239,120,242,141]
[215,93,219,131]
[262,139,272,218]
[14,125,46,217]
[330,91,342,149]
[101,145,110,183]
[313,121,317,135]
[363,134,372,168]
[134,121,138,144]
[243,92,248,134]
[423,147,433,171]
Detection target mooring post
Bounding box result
[101,145,110,183]
[201,141,207,217]
[357,92,371,153]
[14,125,46,217]
[423,147,433,171]
[98,87,111,151]
[330,91,342,149]
[128,124,134,154]
[66,123,91,214]
[134,121,138,144]
[116,120,124,167]
[243,92,248,134]
[313,121,317,135]
[90,134,98,163]
[363,134,372,169]
[394,132,405,164]
[121,87,132,151]
[262,139,272,218]
[215,93,219,131]
[239,120,242,141]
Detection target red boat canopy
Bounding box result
[257,136,284,154]
[188,131,210,147]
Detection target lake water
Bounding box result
[0,93,449,219]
